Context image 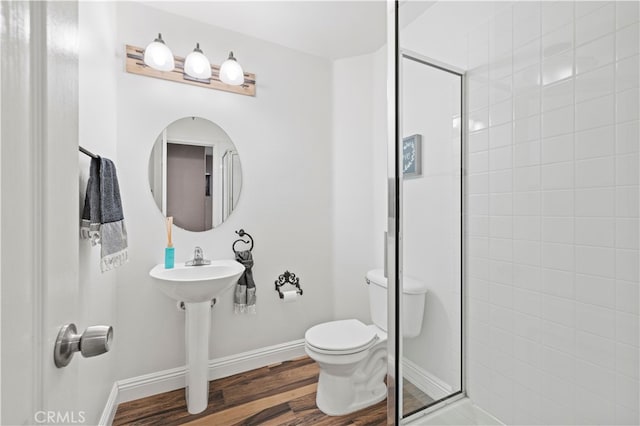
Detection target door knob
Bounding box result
[54,323,113,368]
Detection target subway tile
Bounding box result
[515,114,541,143]
[490,98,513,127]
[617,0,640,30]
[514,191,540,216]
[489,55,512,81]
[489,75,512,106]
[616,55,640,92]
[575,356,616,397]
[541,396,575,426]
[513,264,542,291]
[490,193,512,216]
[616,218,639,249]
[542,78,574,112]
[575,187,615,217]
[489,6,513,60]
[541,162,574,190]
[469,151,489,174]
[541,267,574,298]
[576,245,615,277]
[469,237,489,259]
[541,319,574,354]
[469,42,490,71]
[617,279,639,315]
[616,342,639,379]
[575,63,615,103]
[469,83,489,112]
[468,172,489,195]
[617,23,640,61]
[575,273,616,309]
[542,189,573,216]
[489,146,512,171]
[575,156,615,188]
[489,282,513,309]
[490,259,513,285]
[489,170,513,193]
[540,345,575,383]
[513,287,542,317]
[615,374,640,411]
[468,255,489,279]
[616,153,639,185]
[542,133,573,164]
[489,122,512,148]
[514,140,540,167]
[469,107,489,132]
[514,90,541,119]
[541,370,574,401]
[616,121,639,154]
[616,186,640,217]
[489,238,512,262]
[542,1,574,35]
[542,242,574,271]
[576,34,615,75]
[575,94,615,132]
[616,311,640,346]
[576,302,616,338]
[542,51,574,85]
[543,24,573,59]
[514,166,541,192]
[542,105,573,138]
[616,248,639,281]
[616,88,639,123]
[576,1,611,19]
[514,239,541,266]
[514,216,541,241]
[575,330,616,370]
[575,217,615,247]
[514,38,541,72]
[541,293,575,326]
[513,1,540,48]
[575,3,615,47]
[575,125,615,159]
[513,311,542,342]
[575,387,615,426]
[514,335,542,367]
[542,217,573,244]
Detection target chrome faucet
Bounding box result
[186,246,211,266]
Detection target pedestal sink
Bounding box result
[149,260,244,414]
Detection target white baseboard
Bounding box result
[403,358,452,401]
[109,338,306,419]
[98,383,119,426]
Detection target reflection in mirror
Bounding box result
[148,117,242,232]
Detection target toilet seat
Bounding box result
[305,319,378,355]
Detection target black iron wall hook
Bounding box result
[232,229,254,253]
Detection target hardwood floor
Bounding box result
[113,356,434,426]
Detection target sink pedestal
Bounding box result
[185,301,211,414]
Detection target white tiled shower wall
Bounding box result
[465,2,639,424]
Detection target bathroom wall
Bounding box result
[463,2,640,424]
[78,2,119,423]
[113,2,334,380]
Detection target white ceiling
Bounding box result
[140,1,390,60]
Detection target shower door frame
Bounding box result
[391,42,468,424]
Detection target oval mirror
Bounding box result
[148,117,242,232]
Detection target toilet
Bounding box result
[304,269,428,416]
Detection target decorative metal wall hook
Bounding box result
[232,229,254,253]
[274,271,303,298]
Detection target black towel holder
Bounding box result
[232,229,254,253]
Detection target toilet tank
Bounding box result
[366,269,428,338]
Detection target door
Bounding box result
[1,2,82,424]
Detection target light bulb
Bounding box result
[184,43,212,79]
[143,33,175,72]
[219,51,245,86]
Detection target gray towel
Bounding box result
[234,250,256,314]
[81,157,129,272]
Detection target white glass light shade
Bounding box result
[143,33,174,72]
[219,52,245,86]
[184,43,212,79]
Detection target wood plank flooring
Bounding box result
[113,356,434,426]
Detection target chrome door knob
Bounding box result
[54,323,114,368]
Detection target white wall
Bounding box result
[78,2,119,423]
[113,2,334,380]
[463,2,640,424]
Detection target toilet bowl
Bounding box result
[304,269,427,416]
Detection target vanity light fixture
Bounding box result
[219,51,245,86]
[184,43,212,79]
[143,33,175,72]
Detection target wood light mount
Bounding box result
[125,45,256,97]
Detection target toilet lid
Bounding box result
[305,319,377,353]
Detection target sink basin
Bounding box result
[149,259,244,303]
[149,258,245,414]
